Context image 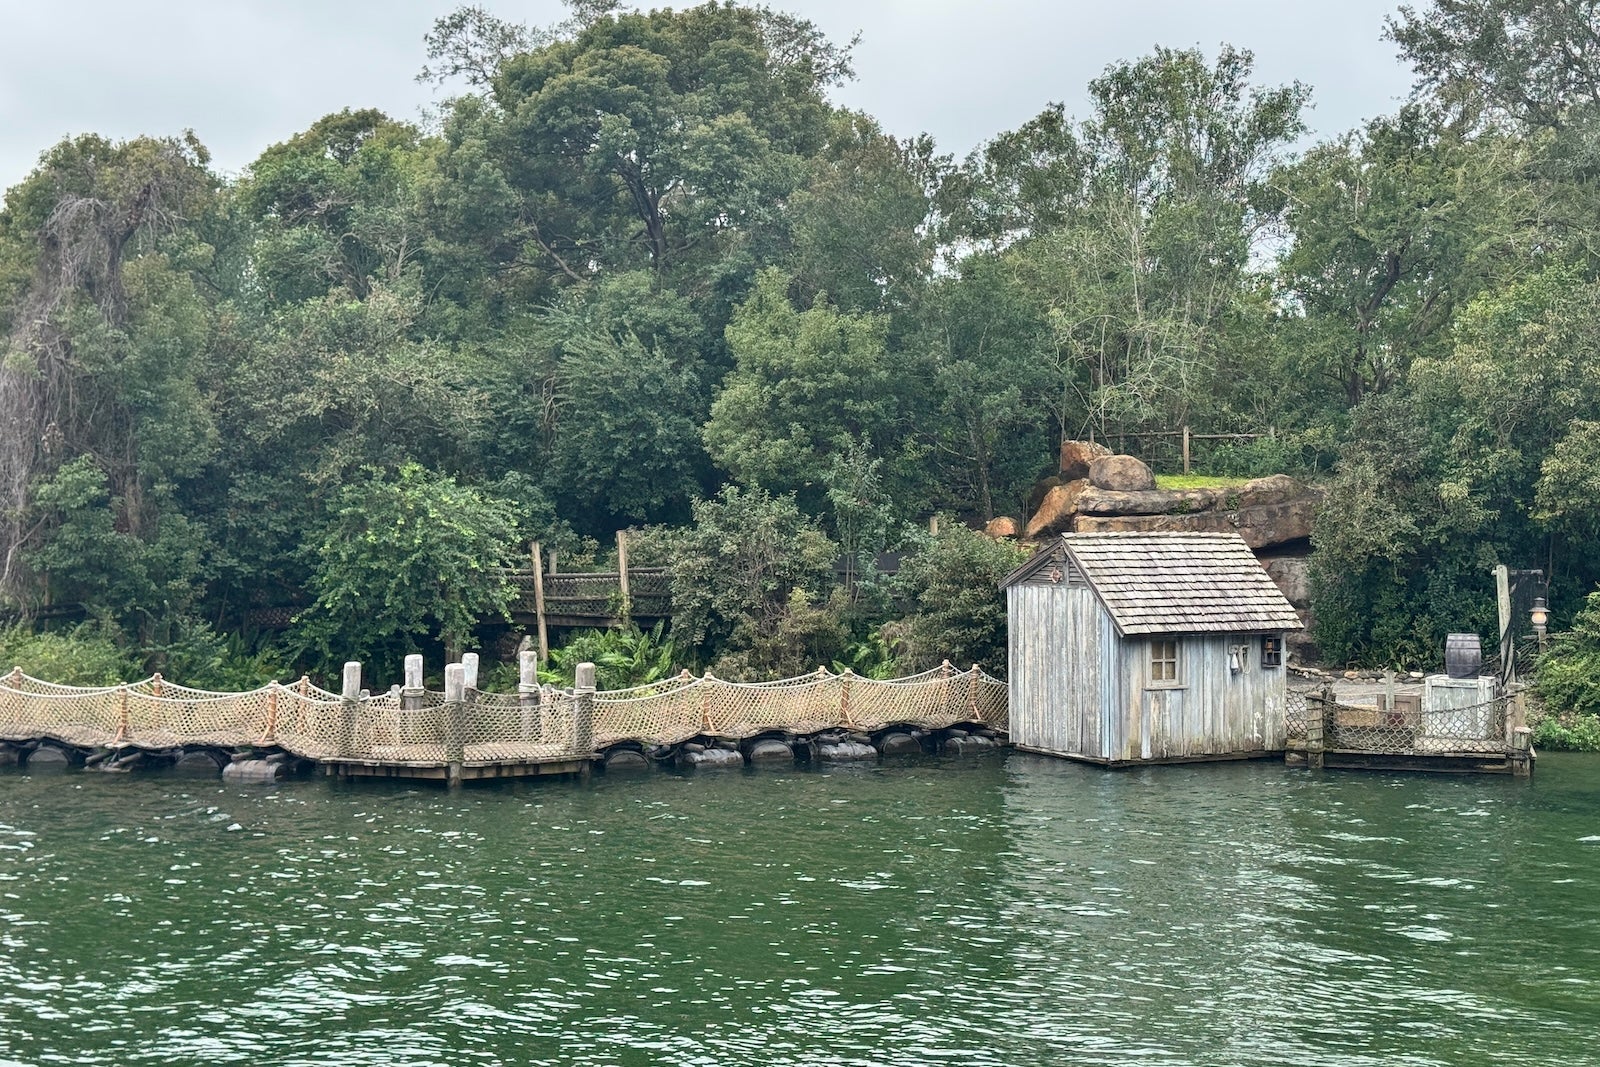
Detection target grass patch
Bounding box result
[1154,474,1252,490]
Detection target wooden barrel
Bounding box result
[1445,633,1482,679]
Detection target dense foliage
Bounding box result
[2,0,1599,710]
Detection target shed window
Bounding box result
[1261,637,1283,669]
[1150,640,1180,683]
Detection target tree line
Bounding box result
[1,0,1598,726]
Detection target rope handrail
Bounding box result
[1,659,1010,765]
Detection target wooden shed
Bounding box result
[1002,532,1302,766]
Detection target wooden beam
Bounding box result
[616,530,632,625]
[531,541,549,665]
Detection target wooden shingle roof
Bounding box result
[1009,532,1302,636]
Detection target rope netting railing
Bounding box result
[0,662,1010,767]
[592,664,1007,748]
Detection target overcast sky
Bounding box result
[0,0,1418,199]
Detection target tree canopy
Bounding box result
[1,0,1598,700]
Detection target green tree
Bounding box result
[665,484,838,657]
[1388,0,1600,129]
[1274,110,1541,406]
[894,524,1028,675]
[293,463,522,665]
[706,268,922,506]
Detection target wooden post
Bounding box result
[840,669,855,729]
[616,530,632,624]
[151,672,163,698]
[115,685,131,744]
[443,663,466,787]
[1511,726,1533,778]
[260,682,280,745]
[461,652,479,692]
[700,670,716,735]
[967,665,982,722]
[340,661,361,759]
[518,650,540,741]
[1307,687,1329,771]
[531,542,550,665]
[929,516,940,536]
[402,653,423,712]
[1181,425,1191,475]
[573,662,596,771]
[1495,563,1514,682]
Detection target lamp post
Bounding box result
[1531,596,1549,653]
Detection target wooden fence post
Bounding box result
[531,542,550,665]
[573,662,596,773]
[518,649,540,741]
[700,670,716,735]
[115,685,131,744]
[340,661,361,759]
[402,654,423,712]
[840,668,855,729]
[260,682,280,746]
[616,530,632,624]
[1307,686,1330,771]
[443,663,466,787]
[1182,425,1191,475]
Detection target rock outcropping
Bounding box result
[1020,450,1319,553]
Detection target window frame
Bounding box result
[1147,638,1183,689]
[1261,635,1283,669]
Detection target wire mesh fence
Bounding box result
[1286,683,1514,757]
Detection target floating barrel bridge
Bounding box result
[0,657,1011,784]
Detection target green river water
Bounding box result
[0,752,1596,1066]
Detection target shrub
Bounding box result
[0,624,138,686]
[894,523,1028,675]
[1533,589,1600,718]
[533,623,682,691]
[666,485,838,659]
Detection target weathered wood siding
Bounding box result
[1007,579,1118,759]
[1008,576,1289,762]
[1004,575,1120,758]
[1115,634,1287,761]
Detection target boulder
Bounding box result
[1076,487,1210,516]
[1058,439,1112,481]
[983,516,1020,539]
[1024,478,1089,539]
[1228,474,1308,509]
[1088,454,1156,492]
[1024,475,1065,523]
[1074,500,1315,550]
[1262,556,1312,607]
